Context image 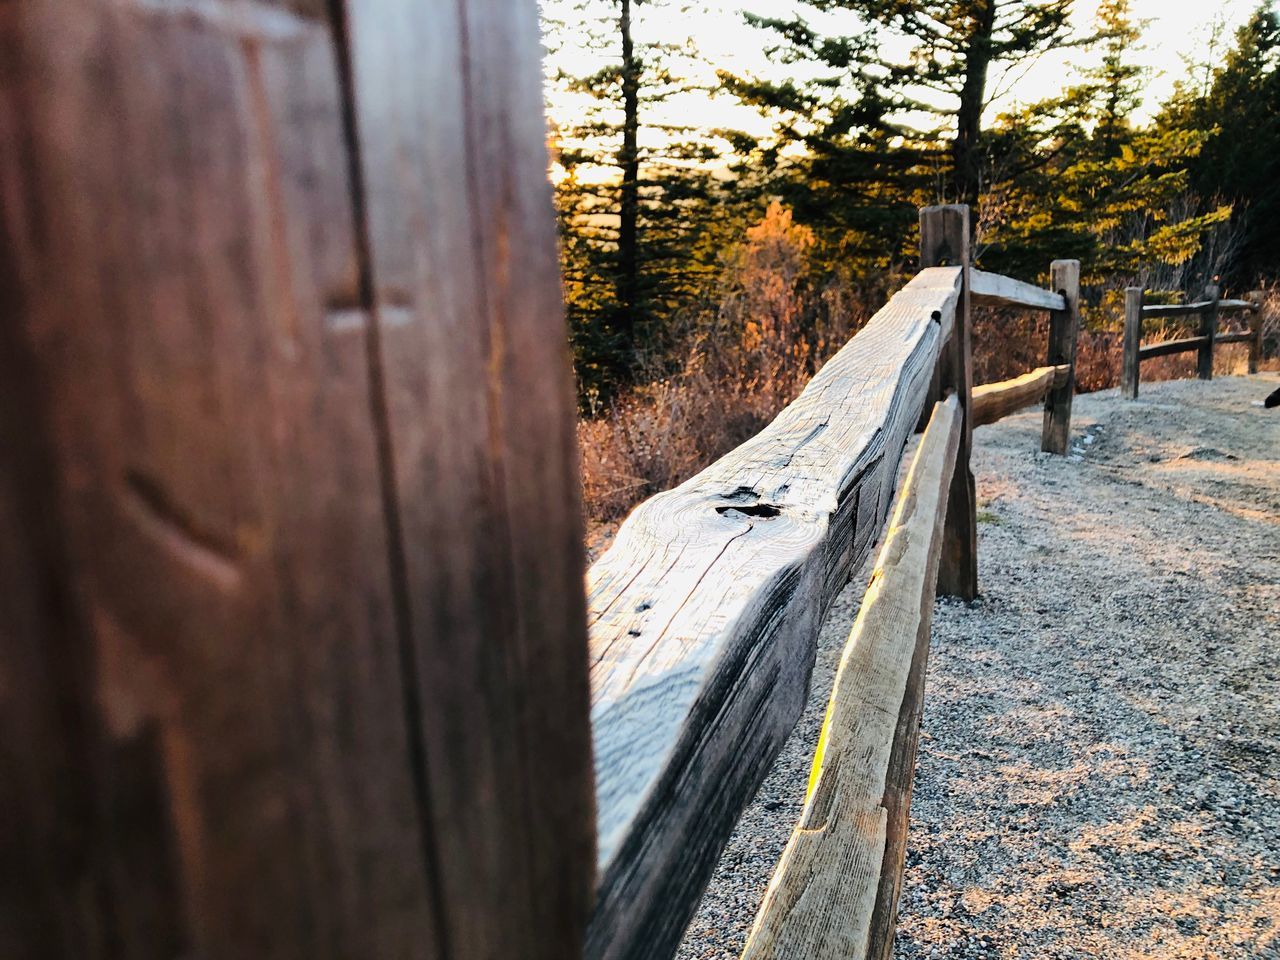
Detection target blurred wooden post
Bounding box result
[1198,283,1220,380]
[1247,291,1264,374]
[0,3,593,959]
[1121,287,1143,399]
[920,204,976,600]
[1041,260,1080,454]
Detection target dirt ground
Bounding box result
[677,373,1280,960]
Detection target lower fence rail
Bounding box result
[1138,335,1212,361]
[741,395,963,960]
[971,365,1070,427]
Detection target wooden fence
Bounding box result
[587,204,1082,960]
[1121,285,1265,397]
[6,5,1257,960]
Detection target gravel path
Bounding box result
[677,373,1280,960]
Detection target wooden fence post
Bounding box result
[0,3,593,959]
[1247,290,1265,374]
[1041,260,1080,454]
[1122,287,1143,399]
[920,205,977,600]
[1198,283,1221,380]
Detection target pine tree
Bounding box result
[721,55,929,270]
[1159,4,1280,284]
[979,0,1230,288]
[543,0,740,402]
[730,0,1083,245]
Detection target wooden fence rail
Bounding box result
[587,230,1080,959]
[1139,336,1212,361]
[586,266,961,960]
[1139,298,1259,318]
[972,365,1071,427]
[970,268,1066,312]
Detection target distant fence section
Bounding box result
[1122,286,1264,397]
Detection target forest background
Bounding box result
[539,0,1280,532]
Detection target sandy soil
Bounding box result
[677,373,1280,960]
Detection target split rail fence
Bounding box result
[3,4,1242,960]
[1121,284,1264,397]
[588,204,1082,960]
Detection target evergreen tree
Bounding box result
[1159,4,1280,284]
[730,0,1084,247]
[543,0,741,402]
[721,56,928,270]
[979,0,1230,288]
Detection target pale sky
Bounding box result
[543,0,1267,149]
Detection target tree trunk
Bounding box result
[617,0,641,352]
[952,0,996,214]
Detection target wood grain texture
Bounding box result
[1122,287,1143,399]
[0,2,591,958]
[1197,285,1220,380]
[969,268,1065,312]
[586,267,962,960]
[920,205,976,601]
[740,396,962,960]
[345,1,595,956]
[972,365,1070,427]
[1041,260,1080,455]
[1138,335,1212,360]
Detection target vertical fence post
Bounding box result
[0,3,594,958]
[1041,260,1080,454]
[1198,283,1220,380]
[920,204,977,600]
[1247,290,1264,374]
[1122,287,1144,399]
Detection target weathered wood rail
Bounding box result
[1122,286,1264,398]
[587,264,960,959]
[972,365,1071,427]
[2,7,1109,959]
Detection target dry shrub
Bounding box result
[1253,284,1280,370]
[579,202,878,528]
[970,308,1125,392]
